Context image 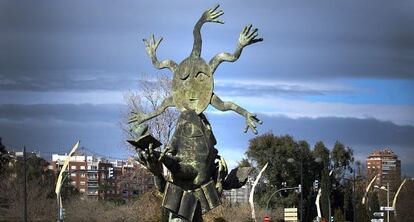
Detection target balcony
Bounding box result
[88,176,98,181]
[87,190,99,196]
[88,184,99,188]
[87,169,98,173]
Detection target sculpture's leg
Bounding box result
[161,208,170,222]
[193,204,203,222]
[167,204,203,222]
[168,213,186,222]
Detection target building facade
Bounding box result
[366,148,401,192]
[223,177,253,204]
[49,154,152,200]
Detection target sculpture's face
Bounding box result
[172,57,213,114]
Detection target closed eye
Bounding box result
[180,73,190,80]
[195,72,208,80]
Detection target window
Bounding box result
[80,188,85,193]
[71,173,76,177]
[80,166,85,170]
[80,173,85,178]
[80,181,85,185]
[71,181,76,185]
[71,165,76,170]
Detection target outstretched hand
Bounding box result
[215,156,228,193]
[239,24,263,47]
[128,111,144,124]
[202,4,224,24]
[243,113,263,134]
[143,34,163,58]
[136,143,163,175]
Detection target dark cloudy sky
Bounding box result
[1,0,413,175]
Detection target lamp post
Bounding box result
[287,157,303,222]
[23,146,27,222]
[286,156,322,222]
[313,155,332,222]
[265,186,301,215]
[339,169,364,222]
[374,183,390,222]
[11,147,33,222]
[3,146,39,222]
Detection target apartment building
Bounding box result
[366,148,401,192]
[223,177,253,204]
[49,154,147,200]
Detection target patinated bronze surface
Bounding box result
[128,4,263,222]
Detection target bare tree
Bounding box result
[0,157,57,221]
[122,73,179,151]
[117,164,154,198]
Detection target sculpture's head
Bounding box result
[172,56,213,114]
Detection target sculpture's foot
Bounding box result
[168,210,203,222]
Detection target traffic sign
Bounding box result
[284,208,298,222]
[108,167,114,178]
[380,206,394,211]
[373,212,384,217]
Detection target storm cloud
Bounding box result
[1,0,413,93]
[0,103,413,174]
[0,1,413,175]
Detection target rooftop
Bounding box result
[367,148,398,159]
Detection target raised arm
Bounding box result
[190,4,224,58]
[209,24,263,74]
[143,35,178,73]
[210,94,262,134]
[129,96,174,125]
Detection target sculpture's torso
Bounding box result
[169,110,217,189]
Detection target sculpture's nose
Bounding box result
[189,91,198,101]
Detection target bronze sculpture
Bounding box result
[128,4,263,221]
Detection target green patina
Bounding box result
[128,4,263,222]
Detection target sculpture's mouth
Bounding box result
[189,98,199,109]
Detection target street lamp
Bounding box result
[338,168,364,222]
[265,185,301,216]
[287,157,303,222]
[374,183,390,222]
[286,157,322,222]
[6,146,36,222]
[313,156,333,222]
